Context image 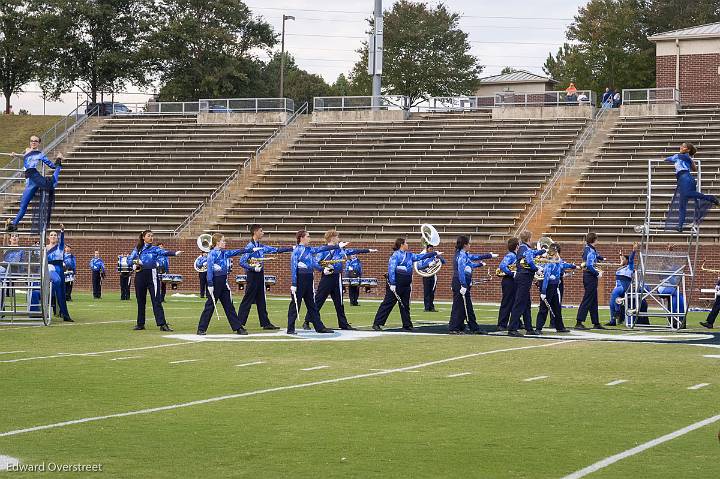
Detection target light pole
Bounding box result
[280,14,295,98]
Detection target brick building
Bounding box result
[650,22,720,104]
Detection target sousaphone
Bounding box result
[414,224,443,278]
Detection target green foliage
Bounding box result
[500,67,519,75]
[349,0,482,107]
[0,0,38,113]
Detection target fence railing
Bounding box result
[42,101,99,152]
[172,102,309,237]
[622,88,680,105]
[199,98,294,113]
[313,96,410,111]
[420,96,495,112]
[495,90,597,107]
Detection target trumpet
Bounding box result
[701,262,720,274]
[580,261,622,270]
[249,256,274,265]
[320,259,346,267]
[495,264,516,277]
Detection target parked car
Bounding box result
[86,102,131,116]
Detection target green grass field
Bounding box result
[1,291,719,478]
[0,116,63,166]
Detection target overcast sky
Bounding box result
[14,0,587,115]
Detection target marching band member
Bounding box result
[118,254,132,300]
[575,232,605,330]
[89,251,106,299]
[535,243,575,333]
[128,229,182,331]
[418,245,446,312]
[701,279,720,329]
[372,238,438,332]
[46,225,72,322]
[197,234,260,335]
[303,229,375,331]
[606,243,638,326]
[497,237,519,331]
[508,231,545,336]
[238,224,293,330]
[195,252,208,298]
[5,136,63,232]
[346,254,362,306]
[449,235,496,334]
[664,142,718,232]
[287,230,342,334]
[157,242,170,303]
[63,245,76,301]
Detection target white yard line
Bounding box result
[605,380,629,386]
[703,354,720,358]
[0,351,25,355]
[687,383,710,390]
[0,320,135,332]
[447,372,472,378]
[235,361,265,367]
[169,359,200,365]
[111,356,142,361]
[562,413,720,479]
[300,365,329,371]
[523,375,549,382]
[0,341,569,438]
[0,342,195,364]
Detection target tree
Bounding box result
[0,1,37,114]
[261,53,333,108]
[348,0,482,107]
[36,0,155,103]
[153,0,276,100]
[500,67,518,75]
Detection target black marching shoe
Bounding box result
[497,326,508,332]
[340,325,358,331]
[448,330,464,335]
[574,322,587,330]
[302,321,311,330]
[159,323,173,332]
[525,329,539,336]
[592,323,606,330]
[604,321,617,327]
[197,330,207,336]
[235,327,248,335]
[429,308,438,312]
[63,316,74,322]
[700,321,713,329]
[534,329,542,335]
[372,324,383,331]
[133,325,145,330]
[402,325,414,332]
[556,328,571,333]
[507,330,523,337]
[286,330,297,335]
[317,327,335,334]
[263,324,280,330]
[469,329,487,335]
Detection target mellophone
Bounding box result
[118,255,132,273]
[342,277,379,292]
[64,271,75,283]
[161,274,184,290]
[235,274,277,291]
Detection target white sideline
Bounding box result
[300,365,329,371]
[447,372,472,378]
[0,351,25,355]
[169,359,200,365]
[0,342,195,363]
[605,380,628,386]
[561,413,720,479]
[687,383,710,390]
[0,341,567,438]
[235,361,265,367]
[523,375,549,382]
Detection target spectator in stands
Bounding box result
[89,251,106,299]
[612,90,622,108]
[496,237,519,331]
[575,232,606,330]
[565,82,578,103]
[448,236,495,334]
[128,229,182,331]
[46,225,72,322]
[303,229,374,331]
[606,243,638,326]
[664,142,719,232]
[63,245,76,301]
[5,136,63,232]
[372,238,437,332]
[601,87,613,106]
[507,231,544,336]
[417,244,446,312]
[287,230,342,334]
[238,224,293,330]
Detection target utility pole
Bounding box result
[280,14,295,98]
[371,0,383,104]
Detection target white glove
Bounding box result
[175,251,183,256]
[598,270,603,278]
[253,265,262,273]
[549,275,556,281]
[540,293,546,300]
[323,267,333,275]
[369,249,378,253]
[479,262,486,267]
[490,253,499,258]
[207,286,215,298]
[389,284,396,293]
[512,271,516,278]
[436,251,444,256]
[460,286,467,295]
[338,241,349,248]
[252,247,263,252]
[290,285,297,294]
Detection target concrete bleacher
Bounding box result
[549,104,720,242]
[48,115,280,236]
[211,111,589,240]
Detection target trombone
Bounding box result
[320,258,346,267]
[249,256,275,266]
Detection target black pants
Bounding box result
[92,270,102,298]
[135,268,166,327]
[706,296,720,326]
[65,278,74,301]
[576,271,600,325]
[199,272,207,298]
[348,274,360,305]
[373,273,412,329]
[120,272,131,300]
[288,273,327,333]
[536,283,565,331]
[423,275,437,311]
[309,272,351,329]
[509,272,534,331]
[497,275,515,328]
[238,270,273,327]
[198,275,241,332]
[160,282,167,303]
[449,277,478,331]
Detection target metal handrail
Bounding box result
[495,90,597,107]
[198,98,294,113]
[172,102,309,237]
[622,88,680,105]
[313,96,410,111]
